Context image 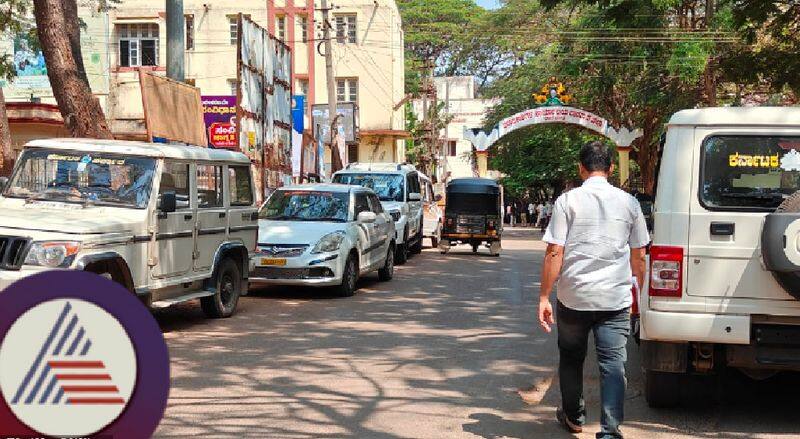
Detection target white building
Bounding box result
[412,76,498,181]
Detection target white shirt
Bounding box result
[543,176,650,311]
[528,203,535,214]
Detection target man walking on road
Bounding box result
[537,141,649,439]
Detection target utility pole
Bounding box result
[166,0,185,81]
[418,60,436,176]
[319,0,342,172]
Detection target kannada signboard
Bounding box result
[202,96,237,149]
[13,33,49,89]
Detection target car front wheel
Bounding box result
[201,257,242,318]
[335,254,358,297]
[395,229,409,265]
[378,245,394,281]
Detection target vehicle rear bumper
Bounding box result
[641,309,751,344]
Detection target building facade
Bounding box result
[412,76,499,180]
[268,0,406,171]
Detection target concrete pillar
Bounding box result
[166,0,185,81]
[617,147,631,188]
[476,151,488,177]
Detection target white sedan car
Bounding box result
[250,184,395,296]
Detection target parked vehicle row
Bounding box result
[0,141,440,318]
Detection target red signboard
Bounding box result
[208,122,237,149]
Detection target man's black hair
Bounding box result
[579,141,612,172]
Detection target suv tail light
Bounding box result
[649,245,683,297]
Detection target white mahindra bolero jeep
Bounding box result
[641,107,800,406]
[0,138,258,318]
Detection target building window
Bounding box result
[348,144,358,163]
[447,140,457,156]
[297,78,309,112]
[298,15,308,43]
[334,14,356,44]
[228,79,238,96]
[118,23,159,67]
[276,16,286,41]
[336,78,357,103]
[185,15,194,50]
[228,15,238,45]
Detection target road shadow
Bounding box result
[154,228,800,438]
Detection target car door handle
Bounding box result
[184,214,194,221]
[219,212,226,219]
[710,222,735,236]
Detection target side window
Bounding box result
[406,173,420,196]
[368,194,384,213]
[354,193,370,216]
[197,164,223,208]
[159,161,190,209]
[228,165,253,206]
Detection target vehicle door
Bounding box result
[153,160,194,279]
[406,172,423,237]
[354,192,378,268]
[687,129,800,302]
[225,164,258,251]
[194,164,227,273]
[422,179,441,237]
[368,192,392,260]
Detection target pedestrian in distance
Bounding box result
[528,201,536,227]
[535,202,544,228]
[538,141,649,439]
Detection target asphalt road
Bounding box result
[153,228,800,438]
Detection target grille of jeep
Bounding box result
[0,236,32,270]
[256,244,309,258]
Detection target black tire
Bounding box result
[378,245,394,281]
[201,258,242,318]
[644,368,682,408]
[410,226,423,255]
[472,243,479,253]
[395,229,409,265]
[431,236,439,248]
[335,254,358,297]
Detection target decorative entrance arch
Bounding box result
[464,106,642,185]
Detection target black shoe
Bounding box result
[556,408,583,434]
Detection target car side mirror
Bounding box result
[0,176,8,192]
[357,211,377,223]
[408,192,422,202]
[434,194,443,202]
[159,191,177,213]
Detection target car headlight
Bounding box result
[389,210,401,222]
[311,232,345,254]
[24,241,81,268]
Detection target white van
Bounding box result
[332,163,424,264]
[640,107,800,406]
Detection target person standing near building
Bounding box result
[538,141,649,439]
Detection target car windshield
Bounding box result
[333,173,404,202]
[701,135,800,210]
[3,148,157,209]
[260,190,349,222]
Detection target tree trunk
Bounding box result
[61,0,89,86]
[33,0,113,139]
[0,88,14,176]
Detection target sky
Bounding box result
[475,0,500,9]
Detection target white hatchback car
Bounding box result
[250,184,395,296]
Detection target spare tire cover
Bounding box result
[762,191,800,299]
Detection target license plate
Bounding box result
[260,258,287,266]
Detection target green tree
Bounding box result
[0,0,33,175]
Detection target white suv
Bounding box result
[250,184,395,296]
[0,138,258,318]
[640,107,800,406]
[332,163,423,264]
